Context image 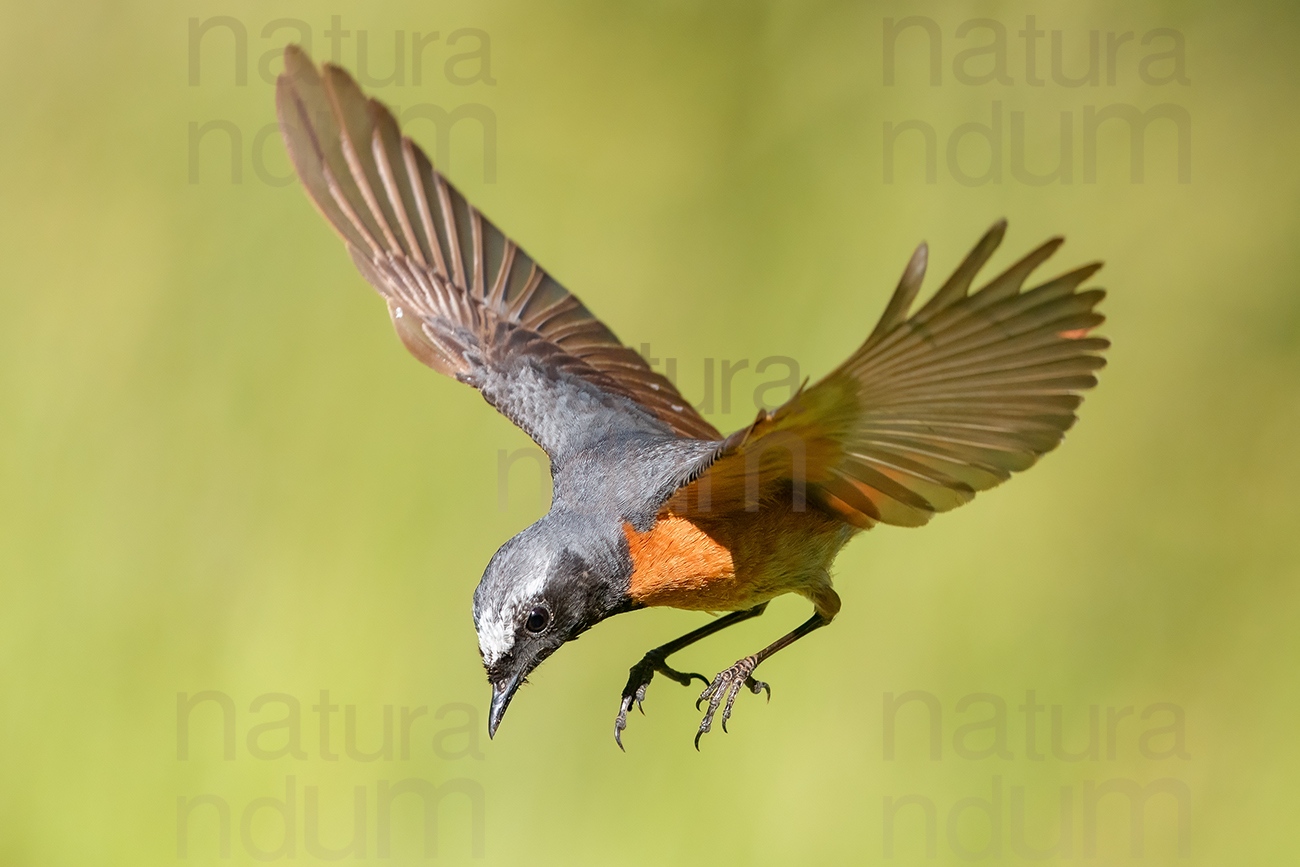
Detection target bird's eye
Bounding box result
[524,606,550,634]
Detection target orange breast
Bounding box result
[623,517,736,610]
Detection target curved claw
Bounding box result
[694,655,770,748]
[615,652,710,750]
[614,695,633,751]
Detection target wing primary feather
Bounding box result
[369,109,427,267]
[866,242,928,345]
[321,162,387,256]
[852,290,1106,383]
[486,241,517,310]
[275,79,369,252]
[321,67,404,254]
[402,141,450,280]
[913,218,1007,320]
[469,206,486,301]
[277,48,379,253]
[427,173,466,289]
[973,236,1065,303]
[506,265,546,320]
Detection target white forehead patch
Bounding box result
[477,609,513,668]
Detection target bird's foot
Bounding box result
[614,650,708,750]
[694,656,770,748]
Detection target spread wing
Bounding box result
[670,221,1108,527]
[275,46,719,461]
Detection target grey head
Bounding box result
[474,509,635,737]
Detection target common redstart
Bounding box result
[276,46,1107,748]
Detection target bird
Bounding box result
[274,45,1108,749]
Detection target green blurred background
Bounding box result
[2,0,1297,863]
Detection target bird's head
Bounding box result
[472,512,633,738]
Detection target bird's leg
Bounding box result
[614,604,768,749]
[695,588,840,749]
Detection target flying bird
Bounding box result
[275,45,1108,748]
